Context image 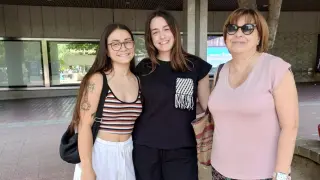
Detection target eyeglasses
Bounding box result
[108,40,134,51]
[226,24,256,35]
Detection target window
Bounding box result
[48,41,98,86]
[134,35,148,65]
[207,36,232,76]
[47,37,147,86]
[0,40,43,88]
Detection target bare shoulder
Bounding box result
[86,72,104,94]
[88,72,103,83]
[79,72,104,115]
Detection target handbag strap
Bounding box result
[136,75,141,90]
[91,71,109,141]
[205,63,224,114]
[136,76,144,104]
[214,63,224,87]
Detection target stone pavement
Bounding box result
[0,84,319,180]
[0,97,75,180]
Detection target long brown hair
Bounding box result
[69,23,135,132]
[145,9,190,72]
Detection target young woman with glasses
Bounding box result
[71,23,142,180]
[208,8,298,180]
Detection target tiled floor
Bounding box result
[0,84,319,180]
[0,97,75,124]
[296,84,320,140]
[0,97,75,180]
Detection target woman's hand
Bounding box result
[81,167,96,180]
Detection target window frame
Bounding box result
[0,37,45,88]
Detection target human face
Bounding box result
[107,29,135,65]
[225,16,260,54]
[150,16,174,54]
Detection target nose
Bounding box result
[160,31,165,39]
[119,43,127,52]
[234,28,244,37]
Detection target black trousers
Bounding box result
[133,143,198,180]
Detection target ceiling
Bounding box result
[0,0,319,11]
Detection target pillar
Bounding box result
[49,42,60,86]
[183,0,196,54]
[196,0,208,60]
[183,0,208,60]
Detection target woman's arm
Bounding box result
[273,70,299,176]
[197,74,210,111]
[211,70,219,92]
[78,73,103,171]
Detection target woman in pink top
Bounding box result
[208,8,299,180]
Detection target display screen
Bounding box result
[207,35,232,76]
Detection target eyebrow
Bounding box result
[110,38,132,42]
[151,28,159,32]
[151,25,170,32]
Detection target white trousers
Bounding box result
[73,137,135,180]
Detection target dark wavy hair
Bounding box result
[69,23,135,131]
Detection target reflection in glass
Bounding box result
[0,41,43,87]
[134,35,148,65]
[47,37,148,86]
[48,41,98,86]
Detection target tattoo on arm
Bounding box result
[80,93,91,111]
[87,82,95,93]
[80,101,91,111]
[80,82,95,111]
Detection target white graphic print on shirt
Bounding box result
[175,78,194,110]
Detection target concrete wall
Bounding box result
[0,5,183,38]
[0,5,319,84]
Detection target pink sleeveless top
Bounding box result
[208,53,291,179]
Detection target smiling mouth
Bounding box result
[117,53,131,57]
[232,41,246,44]
[159,40,169,45]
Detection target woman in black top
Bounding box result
[133,9,212,180]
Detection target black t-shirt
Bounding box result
[133,54,212,149]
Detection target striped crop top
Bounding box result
[99,89,142,134]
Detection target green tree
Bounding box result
[134,35,147,55]
[237,0,283,49]
[66,43,99,55]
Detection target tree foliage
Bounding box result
[237,0,282,49]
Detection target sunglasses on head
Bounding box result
[226,24,256,35]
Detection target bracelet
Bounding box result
[273,172,290,180]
